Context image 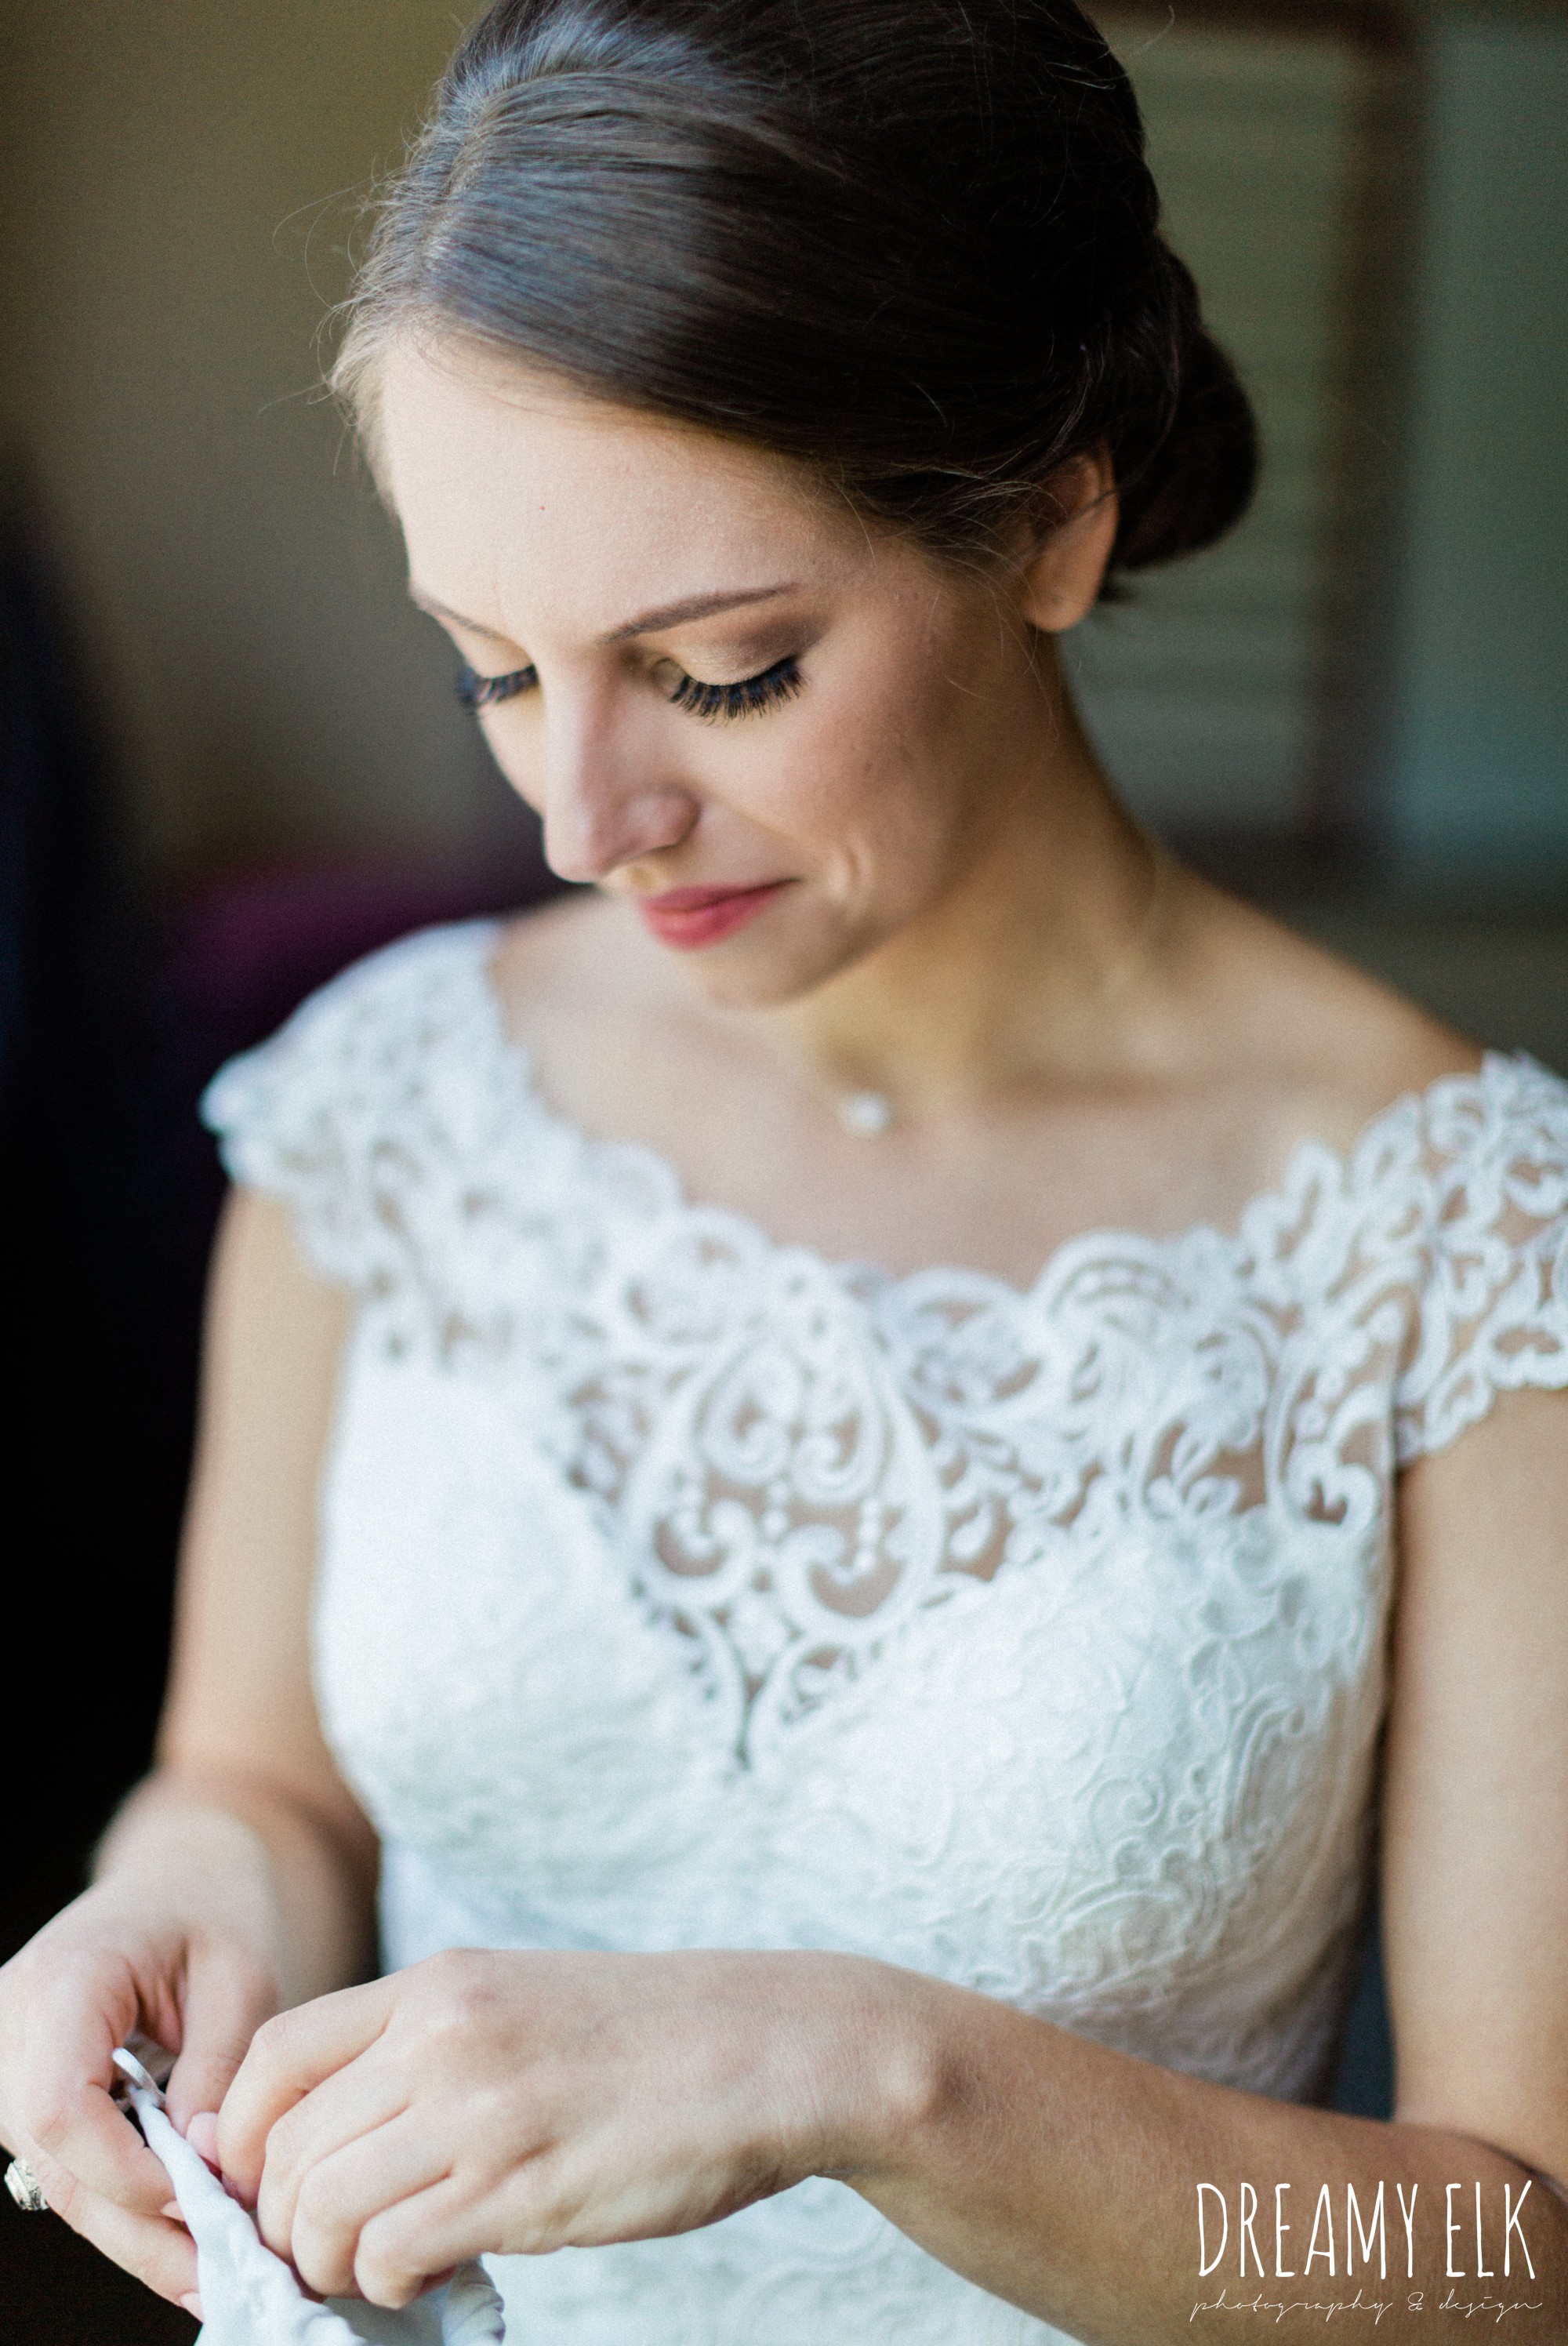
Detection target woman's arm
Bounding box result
[213,1386,1568,2339]
[0,1189,375,2307]
[140,1182,378,2012]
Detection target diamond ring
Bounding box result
[4,2155,48,2213]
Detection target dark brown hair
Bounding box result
[335,0,1258,586]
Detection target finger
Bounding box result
[355,2172,493,2312]
[24,2156,200,2307]
[255,2051,412,2261]
[286,2108,452,2301]
[217,1977,397,2205]
[165,1943,279,2135]
[16,2077,180,2222]
[8,1955,173,2218]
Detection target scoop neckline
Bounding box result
[449,917,1515,1307]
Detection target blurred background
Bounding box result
[2,0,1563,2331]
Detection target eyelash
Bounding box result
[667,655,803,722]
[455,663,536,710]
[453,654,803,723]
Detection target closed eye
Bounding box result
[455,661,537,710]
[667,654,803,722]
[455,652,804,721]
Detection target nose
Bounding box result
[530,695,699,885]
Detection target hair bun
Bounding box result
[1109,245,1260,577]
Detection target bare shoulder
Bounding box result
[489,890,642,1029]
[1176,872,1487,1162]
[484,892,691,1135]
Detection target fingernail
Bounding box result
[179,2294,203,2319]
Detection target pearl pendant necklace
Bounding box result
[837,1089,895,1138]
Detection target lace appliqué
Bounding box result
[205,927,1568,1767]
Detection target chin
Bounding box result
[674,919,883,1012]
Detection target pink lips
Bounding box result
[634,880,793,950]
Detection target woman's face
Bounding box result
[379,337,1098,1009]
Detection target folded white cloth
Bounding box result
[126,2084,506,2344]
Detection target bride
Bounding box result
[3,2,1565,2338]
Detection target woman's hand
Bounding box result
[216,1946,926,2309]
[0,1866,280,2310]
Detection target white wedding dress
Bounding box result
[204,921,1568,2346]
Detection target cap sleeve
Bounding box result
[200,921,501,1291]
[1396,1054,1568,1462]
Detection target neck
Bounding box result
[759,671,1169,1117]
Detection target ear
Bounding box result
[1017,449,1120,633]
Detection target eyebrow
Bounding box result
[410,590,515,645]
[601,585,799,642]
[409,583,799,648]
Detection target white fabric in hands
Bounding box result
[124,2083,505,2346]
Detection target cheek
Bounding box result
[474,706,546,808]
[763,650,982,890]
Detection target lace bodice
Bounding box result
[204,922,1568,2346]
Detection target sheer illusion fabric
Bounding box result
[205,924,1568,2346]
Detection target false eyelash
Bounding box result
[668,656,803,722]
[456,662,538,710]
[455,653,803,720]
